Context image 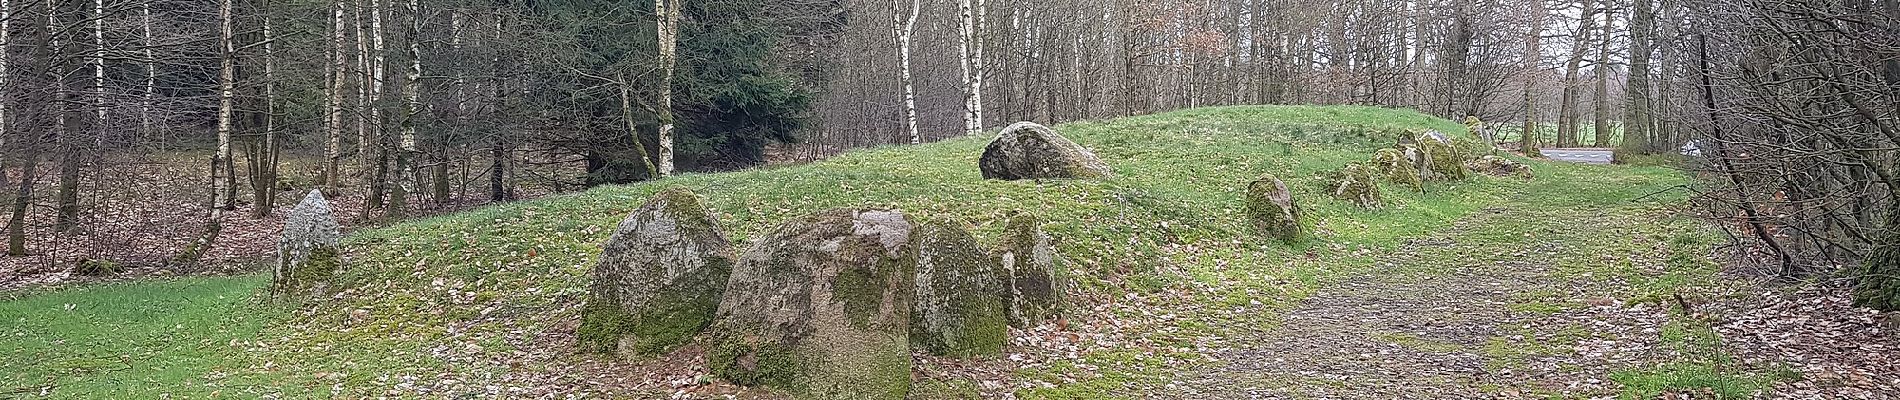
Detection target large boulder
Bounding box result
[979,122,1113,180]
[910,219,1008,357]
[997,213,1065,327]
[1328,164,1384,209]
[711,209,916,399]
[1372,148,1422,190]
[1245,174,1302,242]
[273,189,342,297]
[577,187,735,357]
[1466,155,1534,179]
[1412,132,1470,182]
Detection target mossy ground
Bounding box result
[0,105,1755,398]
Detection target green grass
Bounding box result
[0,105,1706,398]
[0,275,276,397]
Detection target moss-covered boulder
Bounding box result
[1412,133,1469,182]
[711,209,916,399]
[1245,174,1302,242]
[1466,155,1534,179]
[1853,226,1900,312]
[1371,148,1422,190]
[577,187,735,357]
[272,189,341,297]
[979,122,1113,180]
[997,213,1064,327]
[73,258,126,276]
[910,219,1008,357]
[1327,164,1383,209]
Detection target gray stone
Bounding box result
[1466,155,1534,179]
[998,213,1064,327]
[577,187,735,357]
[979,122,1113,180]
[1246,174,1302,242]
[273,189,342,297]
[910,219,1008,357]
[710,208,916,399]
[1328,163,1383,209]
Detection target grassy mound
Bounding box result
[1,105,1694,398]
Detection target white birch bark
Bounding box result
[399,0,419,162]
[894,0,921,145]
[655,0,679,177]
[91,0,106,126]
[325,0,346,186]
[957,0,976,135]
[215,0,235,213]
[972,0,986,132]
[140,0,155,138]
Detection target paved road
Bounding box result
[1540,148,1614,164]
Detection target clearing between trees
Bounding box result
[2,106,1892,399]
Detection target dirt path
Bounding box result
[1173,206,1682,399]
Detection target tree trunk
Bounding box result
[1590,8,1613,148]
[390,0,421,219]
[6,0,44,256]
[53,0,81,234]
[181,0,241,266]
[1618,0,1655,160]
[1556,0,1596,148]
[655,0,678,176]
[894,0,921,145]
[1520,0,1547,156]
[324,0,346,188]
[139,0,154,141]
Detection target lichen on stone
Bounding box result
[578,186,735,358]
[1465,155,1534,179]
[979,122,1113,180]
[910,218,1008,357]
[1371,148,1422,190]
[1328,163,1384,209]
[274,189,342,298]
[710,208,917,399]
[1411,133,1470,182]
[1245,174,1302,242]
[996,212,1066,328]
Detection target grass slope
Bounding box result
[1,105,1717,398]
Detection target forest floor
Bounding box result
[0,151,581,292]
[1,106,1894,399]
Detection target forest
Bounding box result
[0,0,1895,397]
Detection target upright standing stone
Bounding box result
[1246,174,1302,242]
[1412,132,1469,182]
[979,122,1113,180]
[1328,163,1384,209]
[274,189,342,297]
[710,209,917,399]
[910,219,1008,357]
[577,187,735,357]
[1371,148,1422,190]
[997,213,1064,327]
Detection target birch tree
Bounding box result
[324,0,347,187]
[655,0,679,177]
[389,0,421,218]
[893,0,920,144]
[178,0,240,265]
